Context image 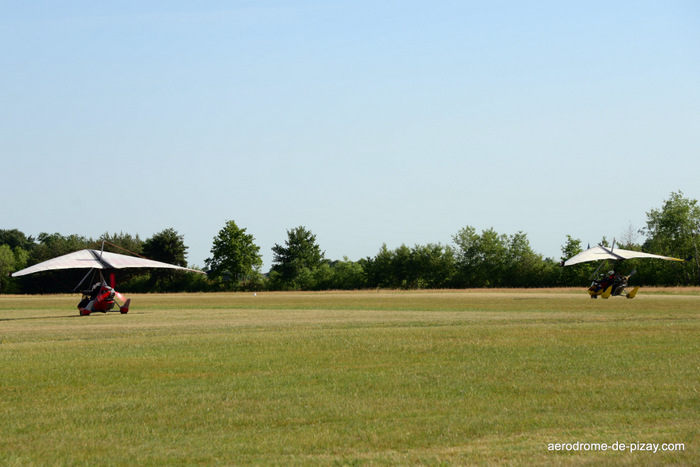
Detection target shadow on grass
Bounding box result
[0,314,82,322]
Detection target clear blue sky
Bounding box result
[2,1,699,270]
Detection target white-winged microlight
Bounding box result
[11,244,204,315]
[561,242,684,298]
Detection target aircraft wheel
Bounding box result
[79,308,91,316]
[120,307,129,314]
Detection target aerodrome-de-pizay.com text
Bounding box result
[548,442,685,453]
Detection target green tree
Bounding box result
[559,235,594,286]
[453,227,555,288]
[329,257,366,290]
[360,244,412,289]
[306,258,366,291]
[0,245,17,293]
[641,191,700,285]
[271,226,324,289]
[409,243,456,288]
[0,245,30,293]
[143,228,188,267]
[361,244,393,288]
[13,246,29,272]
[0,229,31,293]
[503,232,546,287]
[453,227,508,287]
[139,228,190,291]
[0,229,35,251]
[390,244,414,288]
[206,221,263,286]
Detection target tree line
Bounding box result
[1,191,698,294]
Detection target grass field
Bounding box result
[1,289,698,465]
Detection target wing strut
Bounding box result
[589,260,608,280]
[74,269,95,291]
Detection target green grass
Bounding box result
[1,290,698,465]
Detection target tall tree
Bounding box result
[327,257,366,290]
[206,220,262,283]
[558,235,594,286]
[143,228,188,266]
[271,226,324,288]
[0,245,17,293]
[642,191,700,285]
[139,228,190,289]
[409,243,456,288]
[503,232,546,287]
[361,244,393,288]
[0,229,35,251]
[453,226,508,287]
[0,229,31,294]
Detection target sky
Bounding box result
[2,1,699,270]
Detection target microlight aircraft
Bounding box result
[561,243,684,298]
[11,246,204,315]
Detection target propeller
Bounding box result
[114,291,127,304]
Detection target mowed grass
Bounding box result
[0,290,698,465]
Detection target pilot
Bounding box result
[78,282,103,312]
[597,271,615,291]
[89,282,102,300]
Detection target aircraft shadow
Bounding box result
[0,314,81,322]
